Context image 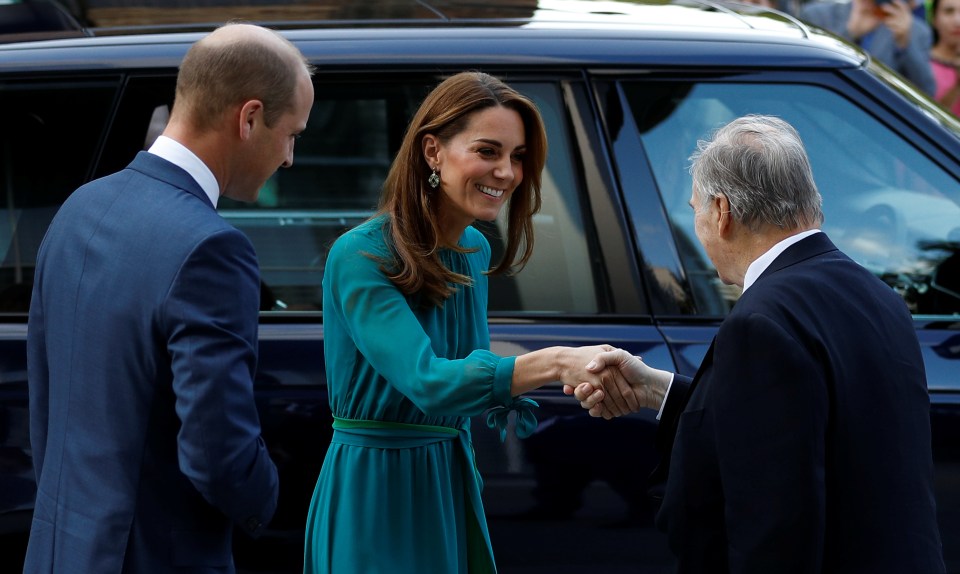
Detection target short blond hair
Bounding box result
[174,23,313,131]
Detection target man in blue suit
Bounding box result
[25,23,314,572]
[570,115,944,572]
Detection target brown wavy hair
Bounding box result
[377,71,547,307]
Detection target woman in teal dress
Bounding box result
[303,72,614,573]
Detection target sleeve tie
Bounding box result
[485,397,539,442]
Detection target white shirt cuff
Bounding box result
[655,373,676,421]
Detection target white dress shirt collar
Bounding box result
[742,229,821,292]
[147,135,220,208]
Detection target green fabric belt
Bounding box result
[332,416,458,436]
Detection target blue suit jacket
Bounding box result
[25,152,278,573]
[654,233,944,573]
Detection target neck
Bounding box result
[439,222,468,247]
[730,225,813,286]
[933,42,960,62]
[436,203,470,247]
[161,111,237,194]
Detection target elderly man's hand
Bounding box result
[562,348,673,419]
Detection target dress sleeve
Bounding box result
[324,229,514,417]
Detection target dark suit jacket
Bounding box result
[654,232,944,573]
[25,152,278,573]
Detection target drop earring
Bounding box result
[428,168,440,189]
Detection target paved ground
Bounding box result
[483,480,676,574]
[4,473,957,573]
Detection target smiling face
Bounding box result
[426,105,526,243]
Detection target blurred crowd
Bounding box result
[735,0,960,116]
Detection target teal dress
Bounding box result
[304,215,531,573]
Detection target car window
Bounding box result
[215,78,601,315]
[10,74,601,317]
[487,82,600,315]
[622,81,960,319]
[0,78,119,313]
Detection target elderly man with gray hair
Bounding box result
[570,115,945,573]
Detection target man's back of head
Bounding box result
[172,23,312,133]
[689,114,824,234]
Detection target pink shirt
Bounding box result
[932,58,960,117]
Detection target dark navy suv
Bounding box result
[1,0,958,571]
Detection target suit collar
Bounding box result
[126,151,215,210]
[148,136,220,207]
[756,231,839,283]
[743,229,821,291]
[684,233,837,409]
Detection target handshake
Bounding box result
[560,346,674,419]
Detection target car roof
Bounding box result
[0,0,864,72]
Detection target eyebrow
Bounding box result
[473,138,526,150]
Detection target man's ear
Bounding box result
[422,134,440,168]
[238,99,264,141]
[716,194,733,237]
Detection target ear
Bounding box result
[422,134,441,169]
[238,99,265,141]
[716,194,733,237]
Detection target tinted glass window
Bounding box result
[218,83,415,311]
[215,78,601,315]
[485,82,599,315]
[0,79,119,313]
[623,81,960,318]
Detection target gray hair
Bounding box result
[689,114,823,232]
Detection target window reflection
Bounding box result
[623,81,960,317]
[0,81,118,313]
